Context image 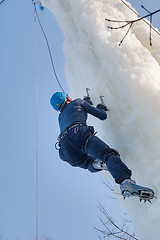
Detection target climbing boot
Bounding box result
[120,179,155,203]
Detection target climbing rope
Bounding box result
[33,2,39,240]
[33,1,65,92]
[32,1,66,239]
[120,0,160,36]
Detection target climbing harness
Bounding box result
[55,122,87,150]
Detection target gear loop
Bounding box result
[55,142,60,150]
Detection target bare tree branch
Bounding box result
[101,177,114,192]
[95,202,138,240]
[95,179,138,240]
[105,7,160,46]
[0,0,5,4]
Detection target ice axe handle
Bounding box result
[99,96,110,111]
[83,88,93,105]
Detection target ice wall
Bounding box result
[41,0,160,239]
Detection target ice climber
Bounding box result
[50,92,155,202]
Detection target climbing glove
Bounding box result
[96,103,108,111]
[83,96,93,105]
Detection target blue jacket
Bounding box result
[58,98,107,132]
[58,98,107,172]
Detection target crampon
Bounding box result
[122,189,156,203]
[120,179,156,203]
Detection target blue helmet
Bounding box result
[50,92,68,111]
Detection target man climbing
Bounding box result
[50,91,155,202]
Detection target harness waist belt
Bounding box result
[58,122,86,142]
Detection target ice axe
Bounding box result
[83,88,93,105]
[99,96,110,111]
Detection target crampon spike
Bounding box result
[122,189,156,203]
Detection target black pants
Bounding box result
[59,125,131,184]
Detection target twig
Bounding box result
[105,7,160,46]
[101,177,114,191]
[95,202,138,240]
[0,0,5,4]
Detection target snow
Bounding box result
[41,0,160,239]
